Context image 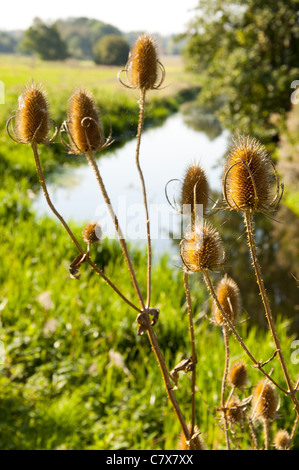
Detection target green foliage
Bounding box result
[183,0,299,144]
[21,17,69,61]
[93,35,130,66]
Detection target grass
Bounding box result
[0,54,298,450]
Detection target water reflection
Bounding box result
[34,112,230,257]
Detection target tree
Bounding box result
[183,0,299,144]
[21,18,68,61]
[93,35,130,66]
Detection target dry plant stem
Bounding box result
[263,419,270,450]
[202,270,286,393]
[222,325,231,450]
[244,210,299,415]
[247,416,259,450]
[183,271,197,435]
[31,142,141,314]
[136,88,152,308]
[85,150,145,310]
[142,312,191,442]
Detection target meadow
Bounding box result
[0,54,298,450]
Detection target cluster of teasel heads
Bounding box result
[6,32,296,450]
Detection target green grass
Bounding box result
[0,55,298,450]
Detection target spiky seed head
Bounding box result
[226,397,243,426]
[223,135,274,213]
[67,88,103,154]
[82,222,102,245]
[181,163,209,216]
[178,425,204,450]
[274,429,291,450]
[252,380,278,421]
[228,360,247,389]
[213,274,241,325]
[129,33,159,90]
[180,223,224,272]
[16,82,50,144]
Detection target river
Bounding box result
[33,111,230,258]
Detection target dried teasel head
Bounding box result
[222,134,283,214]
[213,274,241,326]
[180,222,225,273]
[178,425,204,450]
[118,33,165,91]
[252,380,278,422]
[82,222,102,246]
[226,397,244,426]
[274,429,291,450]
[228,360,247,389]
[180,162,209,217]
[61,88,112,155]
[6,82,55,145]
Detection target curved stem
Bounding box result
[31,142,141,313]
[136,88,152,308]
[183,271,197,435]
[85,150,145,310]
[202,270,288,394]
[221,325,230,450]
[244,210,299,415]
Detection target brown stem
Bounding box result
[136,88,152,308]
[31,142,141,313]
[183,271,197,435]
[263,418,270,450]
[244,210,299,415]
[142,313,191,442]
[85,150,145,310]
[202,269,287,394]
[222,325,230,450]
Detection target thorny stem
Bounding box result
[244,210,299,415]
[263,419,270,450]
[247,416,259,450]
[136,89,152,308]
[85,150,145,311]
[183,271,197,435]
[202,270,288,394]
[222,325,230,450]
[31,142,141,314]
[142,312,191,442]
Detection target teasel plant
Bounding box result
[222,134,299,421]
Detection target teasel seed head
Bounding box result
[180,222,224,273]
[119,33,165,91]
[9,82,50,144]
[62,88,111,155]
[222,134,281,214]
[213,274,241,326]
[274,429,291,450]
[228,360,247,389]
[178,425,204,450]
[82,222,102,246]
[180,163,209,216]
[252,380,278,421]
[226,397,243,426]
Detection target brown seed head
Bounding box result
[274,429,291,450]
[226,397,243,426]
[228,360,247,389]
[67,88,103,154]
[178,425,204,450]
[252,380,278,421]
[223,135,275,213]
[82,222,102,245]
[129,33,160,90]
[180,223,224,273]
[16,82,50,144]
[213,274,241,325]
[181,163,209,216]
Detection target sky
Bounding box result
[0,0,199,36]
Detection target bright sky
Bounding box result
[1,0,199,36]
